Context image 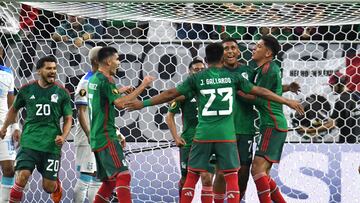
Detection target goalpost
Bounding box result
[0,1,360,202]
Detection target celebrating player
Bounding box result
[166,58,214,202]
[124,42,304,203]
[73,46,103,203]
[249,36,292,203]
[0,56,73,203]
[0,64,20,203]
[88,46,154,203]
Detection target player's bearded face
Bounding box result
[223,41,240,66]
[109,53,120,76]
[39,62,57,84]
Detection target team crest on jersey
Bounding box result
[112,89,119,94]
[79,89,86,97]
[51,94,58,103]
[241,72,249,80]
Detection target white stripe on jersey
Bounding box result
[0,66,15,122]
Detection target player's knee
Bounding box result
[1,164,15,177]
[16,170,31,187]
[200,172,212,186]
[42,180,57,193]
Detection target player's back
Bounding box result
[0,65,14,122]
[254,61,287,131]
[177,67,253,142]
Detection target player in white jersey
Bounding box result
[73,46,103,203]
[0,65,20,203]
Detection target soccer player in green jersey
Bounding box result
[0,56,73,203]
[212,37,301,203]
[125,43,304,203]
[165,58,212,201]
[88,46,154,203]
[249,36,292,203]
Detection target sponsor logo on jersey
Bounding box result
[79,89,86,97]
[51,94,58,103]
[112,89,119,95]
[30,95,35,99]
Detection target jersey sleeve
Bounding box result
[168,101,181,114]
[13,88,25,110]
[8,73,15,94]
[176,75,195,96]
[102,80,121,104]
[236,74,254,94]
[74,78,88,106]
[62,91,73,116]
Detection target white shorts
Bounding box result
[0,130,16,161]
[75,144,97,174]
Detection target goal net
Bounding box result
[0,1,360,202]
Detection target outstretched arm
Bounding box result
[249,86,305,115]
[114,76,154,109]
[297,119,335,135]
[125,88,181,111]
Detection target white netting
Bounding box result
[0,1,360,203]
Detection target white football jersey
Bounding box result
[74,71,93,146]
[0,65,15,123]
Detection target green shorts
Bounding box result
[255,128,287,163]
[94,141,128,181]
[180,146,215,177]
[188,141,239,173]
[15,147,61,181]
[236,134,255,166]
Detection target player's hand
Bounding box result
[12,129,21,142]
[124,99,144,111]
[174,136,186,147]
[0,127,7,139]
[142,76,155,87]
[289,82,301,95]
[286,99,305,115]
[116,129,126,149]
[118,86,135,95]
[55,135,65,146]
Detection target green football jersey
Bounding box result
[168,96,198,148]
[253,61,287,131]
[88,71,122,151]
[226,65,257,135]
[13,81,72,155]
[176,67,254,141]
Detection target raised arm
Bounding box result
[114,76,154,109]
[124,88,182,111]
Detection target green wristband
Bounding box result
[143,99,152,107]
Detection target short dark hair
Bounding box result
[188,58,204,70]
[261,35,281,57]
[36,56,57,70]
[205,43,224,64]
[98,46,118,64]
[221,37,238,45]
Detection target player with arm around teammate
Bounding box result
[125,43,304,203]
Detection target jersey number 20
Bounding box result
[36,104,51,116]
